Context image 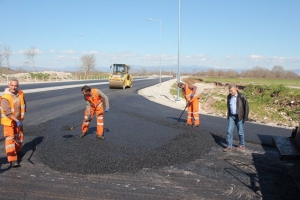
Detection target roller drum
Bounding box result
[109,80,124,89]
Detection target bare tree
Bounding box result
[80,54,96,75]
[272,65,284,78]
[3,45,11,72]
[24,47,39,71]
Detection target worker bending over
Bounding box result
[178,81,200,127]
[80,85,110,139]
[1,78,26,167]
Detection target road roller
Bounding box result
[108,64,133,89]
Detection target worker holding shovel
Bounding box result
[177,81,200,127]
[1,78,26,167]
[80,85,110,139]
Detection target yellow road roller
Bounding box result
[108,64,133,89]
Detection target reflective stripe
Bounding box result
[15,139,22,143]
[6,136,14,140]
[21,105,25,108]
[83,122,90,125]
[97,116,103,119]
[5,144,15,149]
[15,133,23,137]
[97,122,104,125]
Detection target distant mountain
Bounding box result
[290,69,300,76]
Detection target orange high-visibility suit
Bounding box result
[180,83,200,126]
[81,88,109,137]
[1,89,26,163]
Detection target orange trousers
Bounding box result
[3,123,23,162]
[81,106,104,136]
[186,98,200,126]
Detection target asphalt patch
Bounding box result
[26,111,215,174]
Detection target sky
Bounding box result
[0,0,300,73]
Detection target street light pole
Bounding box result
[75,34,83,78]
[148,18,162,86]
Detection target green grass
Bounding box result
[197,77,300,87]
[170,83,185,99]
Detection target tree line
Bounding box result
[0,45,96,75]
[195,66,299,79]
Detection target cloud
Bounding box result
[57,55,72,60]
[50,49,55,53]
[249,54,300,64]
[19,48,42,55]
[182,54,210,63]
[249,54,264,60]
[61,50,75,54]
[226,55,235,59]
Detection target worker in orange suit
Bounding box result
[80,85,110,140]
[178,81,200,127]
[1,78,26,167]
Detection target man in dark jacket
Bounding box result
[223,84,249,152]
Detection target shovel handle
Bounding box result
[68,114,98,131]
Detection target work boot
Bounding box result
[96,135,105,140]
[192,124,199,127]
[79,133,86,138]
[184,123,192,126]
[11,161,20,168]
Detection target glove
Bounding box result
[16,120,22,127]
[190,94,194,99]
[186,102,191,107]
[105,108,109,112]
[87,115,91,119]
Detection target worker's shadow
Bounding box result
[0,136,44,172]
[210,133,227,148]
[0,156,10,173]
[18,136,44,164]
[167,116,186,124]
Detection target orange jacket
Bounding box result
[181,84,197,102]
[84,88,103,108]
[1,90,26,126]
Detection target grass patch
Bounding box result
[170,83,185,99]
[191,76,300,87]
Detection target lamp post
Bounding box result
[75,34,83,77]
[148,18,162,86]
[176,0,181,101]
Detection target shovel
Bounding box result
[175,103,189,124]
[61,115,97,132]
